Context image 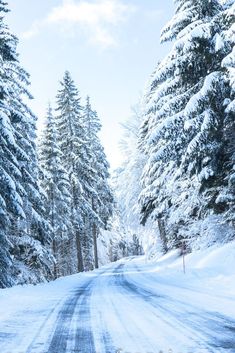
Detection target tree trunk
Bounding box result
[52,238,58,279]
[157,218,168,254]
[76,230,84,272]
[93,224,99,269]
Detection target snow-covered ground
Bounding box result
[0,241,235,353]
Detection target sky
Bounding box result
[7,0,174,170]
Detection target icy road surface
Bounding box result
[0,256,235,353]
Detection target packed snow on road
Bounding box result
[0,241,235,353]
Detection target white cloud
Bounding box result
[22,0,136,48]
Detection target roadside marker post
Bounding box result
[181,238,190,274]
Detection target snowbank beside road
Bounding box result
[130,240,235,313]
[142,239,235,280]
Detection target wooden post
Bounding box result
[182,240,186,274]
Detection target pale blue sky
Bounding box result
[7,0,174,169]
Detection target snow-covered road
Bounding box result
[0,254,235,353]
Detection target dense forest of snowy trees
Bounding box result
[0,1,117,287]
[39,74,115,276]
[116,0,235,254]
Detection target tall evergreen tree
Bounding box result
[116,105,146,232]
[218,1,235,227]
[39,105,73,277]
[82,97,113,269]
[0,1,51,286]
[56,71,90,272]
[0,1,23,286]
[139,0,234,249]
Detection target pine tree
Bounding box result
[217,1,235,228]
[39,105,73,277]
[139,0,233,249]
[56,71,89,272]
[0,1,23,286]
[82,97,113,269]
[6,31,52,283]
[0,1,51,286]
[118,105,146,230]
[9,65,53,280]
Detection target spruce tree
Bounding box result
[6,28,52,282]
[0,1,51,286]
[39,105,73,277]
[218,1,235,228]
[0,1,24,286]
[82,97,113,269]
[139,0,233,249]
[56,71,88,272]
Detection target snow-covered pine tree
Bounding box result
[0,1,23,287]
[39,105,73,277]
[0,0,51,286]
[7,39,52,283]
[118,105,146,231]
[218,1,235,228]
[9,66,53,283]
[111,102,163,257]
[139,0,233,249]
[74,96,100,271]
[82,97,113,269]
[56,71,92,272]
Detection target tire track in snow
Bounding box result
[99,263,171,352]
[26,266,119,353]
[24,294,71,353]
[72,283,96,353]
[46,283,95,353]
